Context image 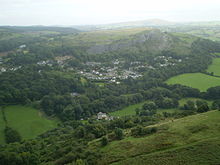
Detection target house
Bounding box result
[97,112,114,120]
[19,44,26,49]
[70,92,80,97]
[97,112,107,120]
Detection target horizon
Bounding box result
[1,0,220,26]
[1,18,220,27]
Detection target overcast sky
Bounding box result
[1,0,220,26]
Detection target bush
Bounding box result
[4,126,22,144]
[131,126,158,137]
[197,104,210,113]
[114,128,123,140]
[101,136,108,146]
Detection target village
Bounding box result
[0,48,183,81]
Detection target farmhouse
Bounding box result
[19,44,26,49]
[97,112,107,120]
[97,112,114,120]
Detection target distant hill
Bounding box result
[73,19,175,31]
[0,26,79,33]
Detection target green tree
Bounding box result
[4,126,22,144]
[101,136,108,146]
[197,104,209,113]
[114,128,123,140]
[142,101,157,111]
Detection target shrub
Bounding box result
[4,126,22,144]
[101,136,108,146]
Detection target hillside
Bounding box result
[97,110,220,165]
[0,26,220,165]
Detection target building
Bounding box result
[97,112,114,120]
[97,112,107,120]
[19,44,26,49]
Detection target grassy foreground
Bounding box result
[0,105,59,144]
[166,73,220,91]
[97,110,220,165]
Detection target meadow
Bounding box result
[98,110,220,164]
[179,97,213,107]
[109,102,147,117]
[166,73,220,91]
[109,97,213,118]
[0,110,5,144]
[207,58,220,76]
[0,105,59,144]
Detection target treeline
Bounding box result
[0,66,84,104]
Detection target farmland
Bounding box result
[0,105,59,144]
[166,73,220,91]
[0,109,5,144]
[109,102,147,117]
[109,97,212,118]
[207,58,220,76]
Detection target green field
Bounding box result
[207,58,220,76]
[166,73,220,91]
[179,97,213,107]
[110,102,182,117]
[0,105,59,144]
[157,108,180,114]
[109,102,147,117]
[109,97,212,117]
[97,110,220,164]
[0,110,5,144]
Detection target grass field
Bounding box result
[109,102,148,117]
[109,97,213,117]
[166,73,220,91]
[207,58,220,76]
[179,97,213,107]
[110,104,181,117]
[97,110,220,164]
[0,105,59,144]
[157,108,180,114]
[0,110,5,144]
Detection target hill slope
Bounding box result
[97,110,220,165]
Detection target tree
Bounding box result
[4,126,22,144]
[183,100,196,110]
[197,104,209,113]
[114,128,123,140]
[142,101,157,111]
[101,136,108,146]
[211,100,220,110]
[75,159,86,165]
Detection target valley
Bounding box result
[0,22,220,164]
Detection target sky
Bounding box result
[0,0,220,26]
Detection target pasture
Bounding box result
[0,105,59,144]
[207,58,220,76]
[179,97,213,107]
[110,102,182,117]
[109,102,147,117]
[166,73,220,91]
[0,110,5,144]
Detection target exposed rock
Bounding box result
[87,29,172,55]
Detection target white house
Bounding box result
[97,112,107,120]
